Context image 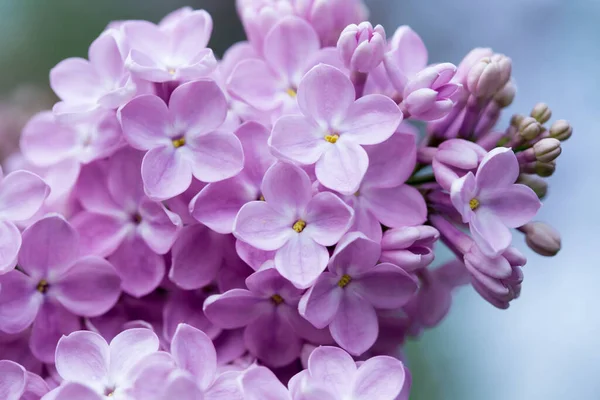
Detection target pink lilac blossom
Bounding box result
[0,1,573,399]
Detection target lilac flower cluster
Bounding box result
[0,1,571,399]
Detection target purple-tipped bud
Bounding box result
[380,226,439,272]
[518,174,548,199]
[518,116,543,141]
[533,138,561,163]
[338,22,386,73]
[402,63,462,121]
[520,221,561,257]
[549,119,573,141]
[467,54,512,99]
[494,80,517,108]
[530,103,552,124]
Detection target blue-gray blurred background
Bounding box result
[1,1,597,399]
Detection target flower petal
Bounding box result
[138,199,182,254]
[50,58,102,103]
[470,209,513,257]
[329,293,378,356]
[0,271,40,333]
[480,184,541,228]
[109,328,160,383]
[228,59,281,111]
[233,201,294,251]
[275,234,329,289]
[70,212,129,257]
[244,312,301,368]
[241,366,292,400]
[20,112,78,167]
[475,147,519,192]
[141,146,192,201]
[30,301,81,363]
[304,192,353,246]
[0,171,49,221]
[269,116,328,165]
[106,147,146,211]
[308,346,356,397]
[0,360,26,400]
[53,256,121,317]
[329,232,380,277]
[169,80,227,136]
[119,94,172,151]
[0,221,21,274]
[338,94,402,145]
[351,263,417,309]
[44,382,104,400]
[352,356,407,400]
[203,289,267,329]
[298,272,343,329]
[361,184,427,228]
[363,131,416,188]
[315,141,368,195]
[171,324,217,390]
[55,330,109,385]
[185,131,244,183]
[261,162,312,216]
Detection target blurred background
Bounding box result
[0,1,597,398]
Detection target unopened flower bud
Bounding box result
[533,138,561,163]
[535,161,556,177]
[493,80,516,108]
[530,103,552,124]
[338,22,386,73]
[520,221,561,257]
[549,119,572,141]
[467,54,512,99]
[510,114,525,128]
[517,174,548,199]
[518,116,542,141]
[381,226,439,272]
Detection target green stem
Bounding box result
[407,173,436,185]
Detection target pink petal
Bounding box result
[141,146,192,201]
[269,116,328,165]
[352,356,407,400]
[30,301,81,363]
[204,370,244,400]
[235,240,276,271]
[55,331,109,384]
[384,26,427,92]
[88,32,126,89]
[0,221,21,274]
[264,17,320,83]
[169,224,224,290]
[44,382,104,400]
[275,234,329,289]
[21,112,78,167]
[308,346,356,397]
[261,162,312,216]
[119,94,172,151]
[138,199,182,254]
[352,263,417,309]
[471,209,513,257]
[203,289,267,329]
[329,293,378,356]
[185,131,244,183]
[297,64,354,125]
[363,132,416,188]
[53,256,121,317]
[298,272,343,329]
[475,147,519,192]
[244,312,302,368]
[0,171,49,221]
[163,290,221,343]
[480,184,541,228]
[50,58,102,103]
[315,141,368,195]
[235,121,275,186]
[169,10,213,57]
[329,232,380,277]
[163,372,204,400]
[361,184,427,228]
[241,366,292,400]
[109,328,160,381]
[75,162,120,214]
[450,172,478,222]
[339,94,402,145]
[19,215,79,280]
[0,360,26,400]
[169,80,228,136]
[171,324,217,390]
[23,372,49,399]
[108,234,165,297]
[0,271,40,333]
[303,192,353,246]
[228,59,281,111]
[233,201,294,251]
[106,147,146,210]
[70,212,129,257]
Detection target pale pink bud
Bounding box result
[338,22,386,73]
[520,221,561,257]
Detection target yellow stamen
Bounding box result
[258,195,265,201]
[469,198,480,210]
[354,191,360,197]
[292,220,306,233]
[36,279,49,293]
[338,274,352,288]
[324,134,339,144]
[286,88,297,98]
[168,68,176,75]
[271,294,284,305]
[172,137,186,148]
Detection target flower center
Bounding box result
[132,213,142,224]
[469,198,480,210]
[324,134,339,144]
[292,220,306,233]
[258,194,265,201]
[271,294,284,305]
[338,274,352,288]
[104,386,116,397]
[168,68,176,76]
[36,279,49,294]
[172,137,186,148]
[286,88,297,98]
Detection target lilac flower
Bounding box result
[380,225,439,272]
[0,215,121,362]
[204,267,331,367]
[383,26,428,95]
[119,79,244,200]
[49,30,135,121]
[0,360,48,400]
[190,122,276,234]
[163,288,221,344]
[0,330,42,376]
[233,162,353,288]
[340,130,426,242]
[451,147,541,257]
[337,22,386,73]
[432,138,487,191]
[0,167,49,274]
[53,328,160,398]
[71,148,182,297]
[299,233,417,355]
[269,64,403,194]
[288,346,411,400]
[122,9,217,82]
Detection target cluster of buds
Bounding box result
[0,1,571,399]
